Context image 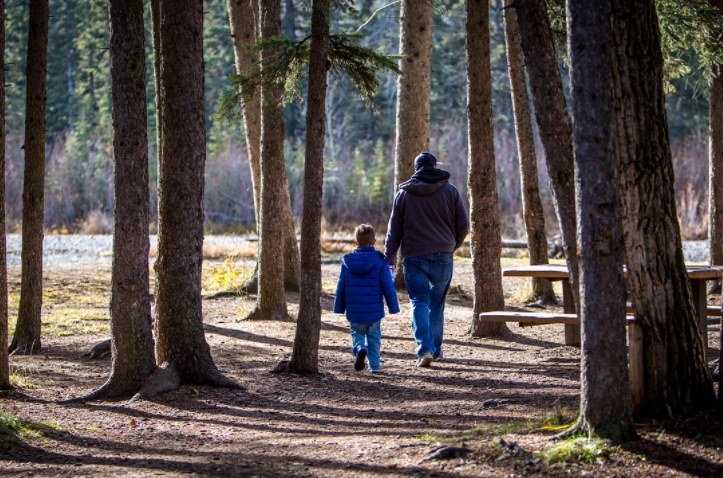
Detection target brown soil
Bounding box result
[1,258,722,477]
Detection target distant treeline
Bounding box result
[2,0,711,237]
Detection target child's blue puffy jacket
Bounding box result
[333,246,400,324]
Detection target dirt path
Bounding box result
[1,257,722,477]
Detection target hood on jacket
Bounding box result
[343,246,386,276]
[400,167,451,196]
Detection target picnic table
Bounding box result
[501,264,722,347]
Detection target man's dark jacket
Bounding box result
[384,167,469,263]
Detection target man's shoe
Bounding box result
[354,349,367,371]
[433,351,443,362]
[417,352,433,368]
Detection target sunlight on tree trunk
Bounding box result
[228,0,300,296]
[68,0,157,401]
[513,0,580,312]
[610,0,716,418]
[392,0,432,286]
[11,0,49,356]
[567,0,635,443]
[466,0,506,337]
[502,0,555,305]
[150,0,243,394]
[286,0,331,374]
[242,0,291,321]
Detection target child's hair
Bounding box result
[354,224,376,246]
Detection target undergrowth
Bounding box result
[0,413,61,446]
[9,366,36,389]
[540,436,614,468]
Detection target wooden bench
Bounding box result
[625,304,721,323]
[479,311,582,345]
[479,310,717,412]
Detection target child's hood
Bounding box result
[343,246,387,276]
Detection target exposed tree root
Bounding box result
[82,339,112,359]
[202,290,243,300]
[8,339,41,356]
[270,360,290,374]
[128,362,246,402]
[237,306,293,322]
[130,362,182,402]
[58,376,141,403]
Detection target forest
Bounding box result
[2,0,723,477]
[0,0,713,236]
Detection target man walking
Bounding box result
[385,152,469,367]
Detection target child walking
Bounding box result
[333,224,400,372]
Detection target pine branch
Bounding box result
[214,32,402,120]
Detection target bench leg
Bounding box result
[562,280,580,346]
[628,321,644,415]
[690,279,708,349]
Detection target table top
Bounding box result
[503,264,723,280]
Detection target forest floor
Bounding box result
[1,250,722,477]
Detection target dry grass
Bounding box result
[201,259,255,293]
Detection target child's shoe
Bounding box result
[354,349,367,371]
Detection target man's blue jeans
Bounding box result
[349,321,381,371]
[403,253,453,358]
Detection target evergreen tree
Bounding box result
[10,0,49,356]
[567,0,635,443]
[466,0,506,337]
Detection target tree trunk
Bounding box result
[286,0,330,374]
[609,0,716,418]
[152,0,242,391]
[69,0,157,400]
[392,0,432,286]
[715,0,723,408]
[10,0,49,355]
[502,0,555,305]
[228,0,261,229]
[0,4,9,390]
[513,0,580,311]
[567,0,635,443]
[709,0,723,296]
[151,0,162,167]
[228,0,300,294]
[466,0,506,337]
[242,0,290,321]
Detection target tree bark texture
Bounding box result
[228,0,300,294]
[466,0,506,337]
[154,0,235,386]
[609,0,716,417]
[286,0,330,374]
[513,0,580,311]
[709,0,723,295]
[82,0,157,399]
[392,0,432,285]
[0,4,9,389]
[228,0,261,229]
[568,0,635,443]
[151,0,162,181]
[246,0,290,321]
[502,0,555,304]
[11,0,49,355]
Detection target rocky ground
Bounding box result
[0,236,722,477]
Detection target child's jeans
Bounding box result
[349,321,381,371]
